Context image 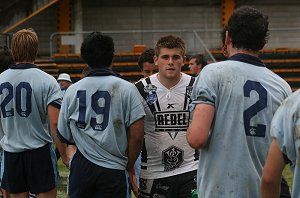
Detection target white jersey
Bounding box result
[0,63,62,152]
[135,73,198,179]
[58,70,145,170]
[271,90,300,198]
[190,54,292,198]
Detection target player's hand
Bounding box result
[62,156,70,168]
[127,167,138,197]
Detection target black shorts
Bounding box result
[68,150,127,198]
[139,170,197,198]
[1,144,58,194]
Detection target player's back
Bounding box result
[59,75,145,170]
[0,64,62,152]
[193,56,292,197]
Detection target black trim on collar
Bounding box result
[86,68,123,79]
[9,63,38,69]
[228,53,265,67]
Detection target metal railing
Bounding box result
[49,29,221,62]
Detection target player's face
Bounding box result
[155,48,184,80]
[59,80,72,90]
[188,58,201,76]
[142,62,158,78]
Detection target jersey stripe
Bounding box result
[183,77,195,110]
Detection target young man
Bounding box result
[0,46,15,198]
[57,32,145,198]
[135,35,198,198]
[138,48,158,78]
[188,54,207,76]
[0,29,69,198]
[187,6,292,197]
[261,90,300,197]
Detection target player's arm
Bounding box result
[127,118,144,196]
[261,139,286,198]
[48,104,69,167]
[187,103,214,149]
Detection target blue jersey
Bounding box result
[271,89,300,198]
[58,73,145,170]
[0,63,62,152]
[190,54,292,197]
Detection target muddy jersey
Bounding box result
[190,54,292,197]
[135,73,198,179]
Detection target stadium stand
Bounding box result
[35,48,300,91]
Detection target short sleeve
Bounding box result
[124,84,145,127]
[190,65,217,112]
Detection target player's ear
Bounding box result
[154,55,159,66]
[183,55,186,66]
[225,30,230,45]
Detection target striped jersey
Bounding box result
[0,63,62,152]
[135,72,198,179]
[190,54,292,197]
[58,73,145,170]
[270,89,300,198]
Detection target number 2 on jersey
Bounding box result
[76,90,111,131]
[0,82,32,118]
[243,80,267,137]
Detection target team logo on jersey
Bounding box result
[162,145,183,171]
[144,84,157,93]
[185,86,193,99]
[146,93,157,105]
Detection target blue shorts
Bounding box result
[1,144,58,194]
[68,150,127,198]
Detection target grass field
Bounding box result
[57,160,68,198]
[56,160,294,198]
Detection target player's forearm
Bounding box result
[261,178,281,198]
[127,118,144,170]
[187,104,214,149]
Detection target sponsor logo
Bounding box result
[154,110,189,130]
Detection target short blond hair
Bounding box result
[11,29,38,62]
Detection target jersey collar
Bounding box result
[10,63,38,69]
[228,53,265,67]
[86,68,123,79]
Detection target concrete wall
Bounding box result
[2,0,300,56]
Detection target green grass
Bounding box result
[57,161,294,197]
[57,159,69,198]
[283,165,294,191]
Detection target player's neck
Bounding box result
[157,73,182,89]
[227,45,259,58]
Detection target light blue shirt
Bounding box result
[271,89,300,198]
[58,75,145,170]
[190,58,291,197]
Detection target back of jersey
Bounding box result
[58,75,145,170]
[191,57,292,197]
[0,65,62,152]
